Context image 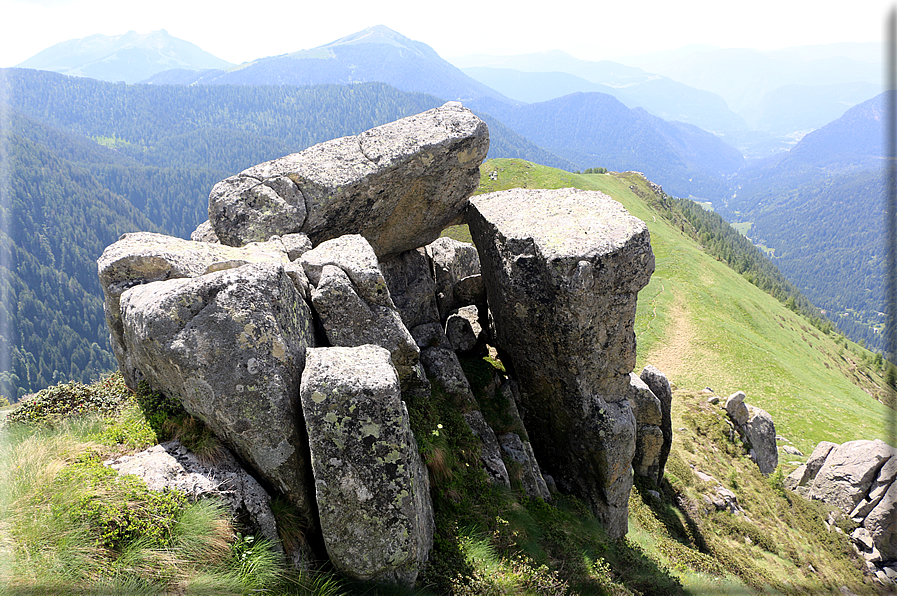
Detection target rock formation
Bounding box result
[105,440,285,556]
[118,262,316,516]
[723,391,778,475]
[639,365,674,486]
[468,187,655,538]
[786,439,897,569]
[97,104,661,583]
[629,373,665,484]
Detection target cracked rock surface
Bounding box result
[299,345,434,587]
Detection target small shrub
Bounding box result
[53,455,188,550]
[7,374,132,426]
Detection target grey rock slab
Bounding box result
[805,441,840,480]
[464,410,511,488]
[639,365,673,485]
[301,235,394,307]
[499,432,551,502]
[379,248,440,330]
[310,264,419,379]
[418,347,477,409]
[785,464,810,491]
[743,405,778,476]
[468,187,653,538]
[299,345,434,587]
[210,103,489,257]
[97,231,289,387]
[411,323,453,351]
[425,236,483,320]
[208,174,307,247]
[118,262,315,517]
[811,439,893,513]
[629,373,663,482]
[445,305,485,353]
[863,478,897,560]
[725,391,749,427]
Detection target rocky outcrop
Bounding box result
[468,187,654,538]
[639,365,673,485]
[98,105,660,582]
[299,345,433,587]
[787,438,897,567]
[811,440,893,513]
[97,232,293,387]
[208,102,489,258]
[300,235,421,389]
[723,391,778,475]
[629,373,664,484]
[118,262,316,516]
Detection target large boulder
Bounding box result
[118,262,316,518]
[639,365,673,485]
[724,391,749,427]
[379,248,440,330]
[299,345,434,587]
[863,480,897,560]
[209,102,489,257]
[97,232,290,388]
[810,440,894,512]
[468,187,654,538]
[424,236,484,320]
[499,431,551,501]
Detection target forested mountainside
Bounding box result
[722,92,890,351]
[468,92,744,200]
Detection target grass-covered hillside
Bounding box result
[2,158,893,595]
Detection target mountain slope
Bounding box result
[625,44,881,137]
[0,110,163,399]
[144,25,515,105]
[471,92,744,199]
[457,52,747,133]
[16,30,233,84]
[720,91,889,351]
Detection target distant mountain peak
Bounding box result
[17,29,232,84]
[302,24,436,60]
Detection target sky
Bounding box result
[0,0,893,68]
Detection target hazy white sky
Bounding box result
[0,0,893,67]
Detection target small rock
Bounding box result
[724,391,749,427]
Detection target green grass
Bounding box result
[730,222,752,236]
